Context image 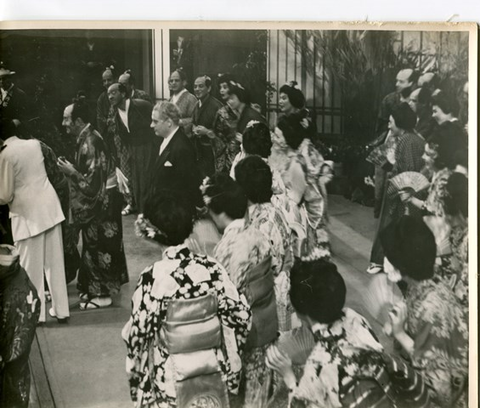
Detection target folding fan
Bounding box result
[362,273,403,326]
[277,325,316,365]
[387,171,430,200]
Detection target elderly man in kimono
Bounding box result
[191,75,224,178]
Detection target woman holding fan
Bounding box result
[399,126,462,284]
[367,103,425,275]
[381,216,468,408]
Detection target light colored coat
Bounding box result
[0,137,64,241]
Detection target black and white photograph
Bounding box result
[0,21,477,408]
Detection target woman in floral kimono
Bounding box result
[235,156,294,332]
[123,192,251,408]
[266,259,428,408]
[381,216,468,407]
[401,127,463,283]
[0,244,40,408]
[444,173,469,307]
[213,81,265,173]
[275,113,330,261]
[203,173,278,407]
[212,74,239,172]
[58,97,128,309]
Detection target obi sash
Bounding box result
[243,256,279,349]
[160,293,229,408]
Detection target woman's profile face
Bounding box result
[388,115,401,136]
[279,92,293,114]
[227,94,241,111]
[219,82,230,101]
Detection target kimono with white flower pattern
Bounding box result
[122,245,251,408]
[405,279,468,407]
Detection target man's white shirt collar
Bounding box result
[117,99,130,131]
[159,125,179,156]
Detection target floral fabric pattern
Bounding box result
[291,308,386,408]
[282,139,330,261]
[0,251,40,408]
[405,279,468,407]
[451,226,468,307]
[213,218,275,405]
[68,125,128,297]
[212,104,239,172]
[424,168,452,218]
[122,245,251,408]
[245,202,294,331]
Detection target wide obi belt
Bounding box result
[160,293,229,408]
[243,256,278,349]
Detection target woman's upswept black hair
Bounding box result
[380,216,436,281]
[204,173,247,220]
[276,112,309,150]
[279,81,306,110]
[242,122,272,158]
[234,156,273,204]
[391,102,417,132]
[289,259,346,324]
[143,190,194,246]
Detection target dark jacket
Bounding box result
[115,99,154,146]
[149,127,202,207]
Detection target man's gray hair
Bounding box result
[153,101,180,125]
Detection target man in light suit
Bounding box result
[0,120,69,323]
[148,101,201,210]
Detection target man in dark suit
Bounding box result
[0,64,28,130]
[149,101,201,210]
[108,82,154,213]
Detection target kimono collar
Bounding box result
[0,244,20,282]
[310,313,346,342]
[223,218,245,236]
[163,244,190,260]
[77,123,91,143]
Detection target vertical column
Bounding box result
[153,29,171,101]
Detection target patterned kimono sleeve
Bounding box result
[213,263,252,391]
[286,160,307,205]
[3,272,40,364]
[409,294,466,407]
[424,172,449,216]
[70,138,106,198]
[122,267,158,405]
[213,108,235,144]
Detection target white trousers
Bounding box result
[16,224,70,322]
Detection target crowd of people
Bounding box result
[0,58,469,408]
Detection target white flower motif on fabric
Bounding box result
[185,263,211,285]
[151,273,180,299]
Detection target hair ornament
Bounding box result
[246,120,260,129]
[229,80,245,90]
[135,214,168,241]
[288,80,301,90]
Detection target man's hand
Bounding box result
[57,157,76,177]
[193,125,208,137]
